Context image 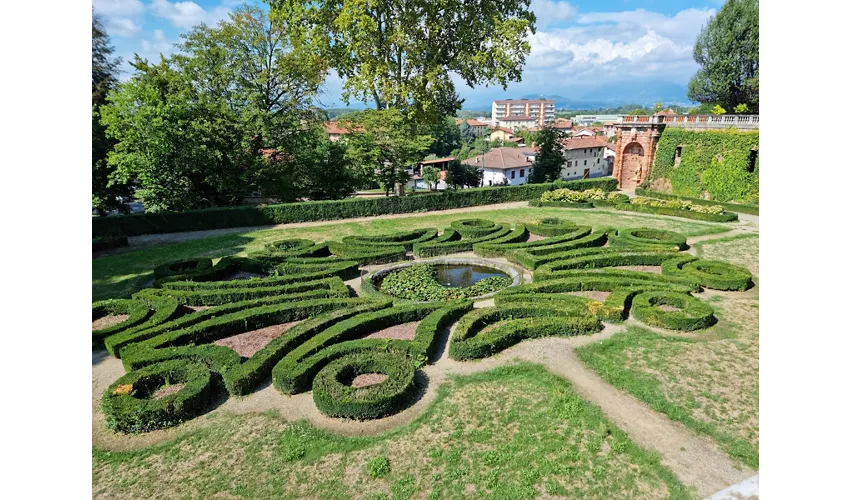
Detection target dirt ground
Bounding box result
[92,219,758,497]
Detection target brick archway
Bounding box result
[619,142,644,191]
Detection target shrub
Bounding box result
[525,218,577,237]
[612,202,738,222]
[92,235,128,252]
[473,225,592,259]
[101,359,216,433]
[413,224,513,257]
[449,302,602,360]
[341,228,438,251]
[630,291,715,331]
[541,188,608,203]
[157,277,350,306]
[246,239,329,261]
[450,219,499,238]
[533,248,681,281]
[378,264,512,301]
[609,228,688,250]
[661,255,753,291]
[326,241,408,265]
[504,229,607,269]
[312,351,418,420]
[528,200,594,209]
[92,299,152,346]
[153,258,214,279]
[635,188,758,215]
[368,456,391,478]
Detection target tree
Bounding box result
[687,0,759,113]
[422,166,442,191]
[628,108,649,116]
[711,104,727,115]
[688,102,716,114]
[653,102,663,113]
[342,109,433,196]
[528,126,564,183]
[288,0,537,125]
[444,160,482,189]
[733,103,750,113]
[92,13,132,215]
[459,121,477,145]
[101,5,328,212]
[425,117,462,157]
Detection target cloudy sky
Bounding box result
[94,0,722,108]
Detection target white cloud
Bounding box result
[92,0,144,16]
[530,0,577,28]
[150,0,231,29]
[106,17,142,37]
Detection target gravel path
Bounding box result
[91,225,757,496]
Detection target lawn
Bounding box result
[92,363,693,499]
[576,235,759,469]
[93,206,730,301]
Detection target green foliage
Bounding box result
[612,203,738,222]
[540,188,619,203]
[92,235,128,252]
[378,264,512,301]
[630,291,715,331]
[687,0,759,112]
[650,128,759,204]
[525,218,576,237]
[296,0,536,125]
[342,109,434,195]
[101,5,326,212]
[368,456,391,478]
[632,196,724,214]
[608,228,688,251]
[424,117,462,157]
[444,160,482,189]
[711,105,727,115]
[421,166,442,191]
[661,255,753,291]
[528,126,564,183]
[635,188,758,215]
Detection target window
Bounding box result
[519,168,525,177]
[584,160,587,166]
[567,161,572,168]
[748,149,758,173]
[511,170,516,179]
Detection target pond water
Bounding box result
[433,264,509,288]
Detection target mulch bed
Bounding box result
[183,305,213,313]
[613,265,663,274]
[363,322,420,341]
[351,373,388,388]
[214,321,300,358]
[92,314,130,331]
[152,384,185,400]
[568,291,612,302]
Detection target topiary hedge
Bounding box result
[246,239,329,261]
[326,240,408,265]
[449,219,499,238]
[630,291,715,331]
[93,234,128,252]
[609,228,688,250]
[413,223,514,257]
[341,228,438,251]
[93,179,618,238]
[635,188,758,215]
[102,359,216,433]
[611,202,739,222]
[312,351,418,420]
[528,200,594,209]
[661,255,753,291]
[92,299,152,346]
[377,264,512,301]
[153,258,214,279]
[525,218,578,237]
[473,224,591,260]
[449,301,602,360]
[157,276,351,306]
[533,248,681,281]
[503,229,608,269]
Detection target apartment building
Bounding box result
[491,98,555,128]
[559,136,611,180]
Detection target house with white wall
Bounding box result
[559,137,611,180]
[495,115,539,131]
[461,147,536,186]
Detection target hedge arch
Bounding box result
[630,291,715,331]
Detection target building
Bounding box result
[552,118,573,133]
[462,147,536,186]
[494,115,539,131]
[573,114,622,126]
[571,127,601,138]
[559,136,611,180]
[492,99,555,128]
[602,121,616,137]
[455,119,491,137]
[653,108,679,117]
[323,121,361,141]
[489,126,518,142]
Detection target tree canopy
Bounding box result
[528,126,564,183]
[687,0,759,113]
[279,0,537,125]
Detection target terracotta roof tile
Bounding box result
[559,136,610,151]
[460,147,536,170]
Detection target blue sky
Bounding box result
[94,0,724,108]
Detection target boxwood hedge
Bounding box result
[661,255,753,291]
[635,188,758,215]
[612,202,739,222]
[609,228,688,250]
[630,291,715,331]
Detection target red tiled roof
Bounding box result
[323,121,362,135]
[653,108,678,116]
[559,136,610,151]
[491,126,515,135]
[455,119,490,127]
[552,118,572,129]
[461,147,536,170]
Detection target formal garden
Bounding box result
[92,188,759,499]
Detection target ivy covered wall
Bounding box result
[647,128,759,204]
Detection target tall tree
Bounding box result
[92,13,132,215]
[101,5,328,211]
[281,0,536,125]
[528,126,564,183]
[687,0,759,113]
[342,109,433,196]
[444,160,482,189]
[424,117,462,157]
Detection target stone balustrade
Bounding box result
[617,115,759,130]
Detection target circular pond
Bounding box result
[365,258,523,302]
